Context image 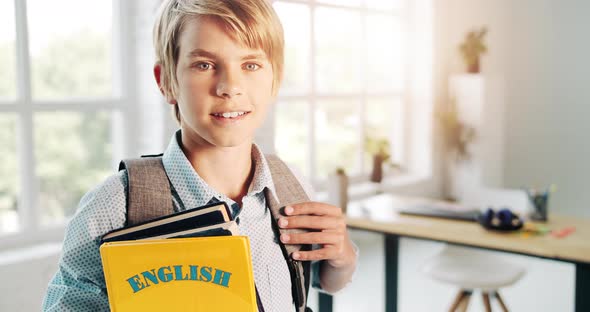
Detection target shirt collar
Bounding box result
[161,130,278,210]
[248,140,278,199]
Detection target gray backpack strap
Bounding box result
[264,154,312,312]
[265,155,311,253]
[118,157,174,226]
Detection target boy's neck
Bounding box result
[179,131,254,206]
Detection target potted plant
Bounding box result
[365,136,400,183]
[459,26,488,73]
[437,97,476,161]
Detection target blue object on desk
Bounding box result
[478,207,523,231]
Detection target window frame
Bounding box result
[1,0,438,248]
[0,0,133,248]
[273,0,411,189]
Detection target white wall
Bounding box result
[502,0,590,217]
[437,0,590,217]
[0,243,61,311]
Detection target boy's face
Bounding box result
[164,17,274,148]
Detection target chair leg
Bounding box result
[493,291,509,312]
[448,290,466,312]
[457,290,472,312]
[482,292,492,312]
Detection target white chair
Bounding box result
[422,188,528,312]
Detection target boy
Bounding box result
[42,0,357,311]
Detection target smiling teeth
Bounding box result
[215,112,246,118]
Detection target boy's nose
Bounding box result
[216,72,243,98]
[216,83,242,98]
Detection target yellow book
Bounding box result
[100,236,258,312]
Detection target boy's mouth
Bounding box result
[210,111,251,121]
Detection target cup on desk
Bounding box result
[525,186,553,222]
[327,168,348,214]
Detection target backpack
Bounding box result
[119,154,313,312]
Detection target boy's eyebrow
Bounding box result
[187,49,217,59]
[187,48,266,61]
[240,53,267,61]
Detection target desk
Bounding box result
[318,194,590,312]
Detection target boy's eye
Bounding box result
[195,62,213,70]
[244,63,260,71]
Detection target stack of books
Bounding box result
[99,202,258,311]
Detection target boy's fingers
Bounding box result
[285,202,342,217]
[281,232,342,245]
[292,247,338,261]
[278,215,344,230]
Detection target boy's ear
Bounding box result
[154,63,177,105]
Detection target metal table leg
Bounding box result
[576,262,590,312]
[318,292,333,312]
[385,234,399,312]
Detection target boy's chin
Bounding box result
[207,134,253,148]
[181,125,254,148]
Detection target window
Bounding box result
[0,0,127,237]
[0,1,17,100]
[273,0,407,186]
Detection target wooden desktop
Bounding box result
[317,194,590,312]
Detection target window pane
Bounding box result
[28,0,112,99]
[366,0,405,10]
[274,2,310,96]
[315,8,362,94]
[0,0,17,99]
[275,100,310,179]
[0,114,19,234]
[35,111,113,226]
[367,15,404,92]
[316,99,360,180]
[364,97,402,172]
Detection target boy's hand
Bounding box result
[278,202,356,268]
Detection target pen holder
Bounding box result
[527,191,549,222]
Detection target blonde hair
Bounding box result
[153,0,284,122]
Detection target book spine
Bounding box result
[100,247,116,312]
